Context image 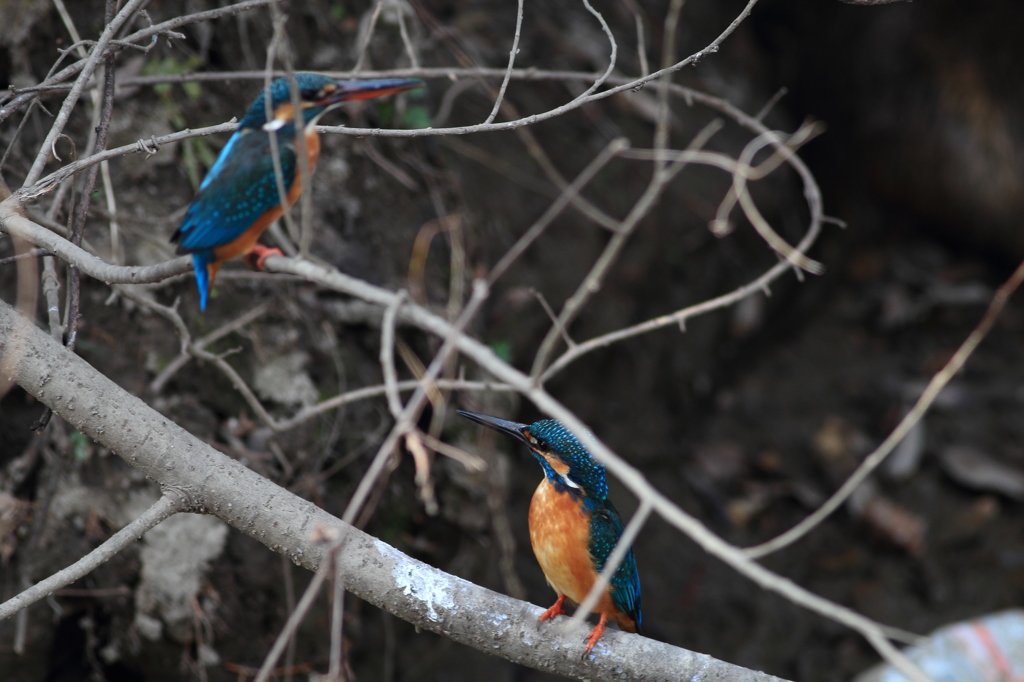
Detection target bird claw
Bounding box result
[245,244,285,271]
[539,594,567,623]
[582,613,608,657]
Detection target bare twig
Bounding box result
[19,122,236,201]
[540,132,825,380]
[0,207,193,283]
[14,427,69,652]
[0,1,270,123]
[394,1,420,69]
[529,120,722,379]
[254,280,492,682]
[712,126,825,274]
[22,0,147,187]
[149,302,273,394]
[483,0,524,124]
[65,0,119,355]
[744,255,1024,559]
[276,379,514,431]
[0,494,185,621]
[487,137,630,285]
[353,1,386,73]
[380,291,408,417]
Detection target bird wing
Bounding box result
[588,502,643,633]
[172,128,297,253]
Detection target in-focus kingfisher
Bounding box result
[458,410,642,654]
[171,72,423,309]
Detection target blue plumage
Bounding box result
[587,503,643,633]
[173,126,299,253]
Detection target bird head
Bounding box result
[238,73,424,132]
[458,410,609,501]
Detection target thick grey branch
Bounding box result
[0,298,788,682]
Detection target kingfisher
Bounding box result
[458,410,642,655]
[171,72,423,309]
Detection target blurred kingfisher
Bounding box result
[171,72,423,309]
[458,410,642,655]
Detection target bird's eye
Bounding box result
[533,437,548,450]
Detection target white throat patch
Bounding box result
[558,471,581,489]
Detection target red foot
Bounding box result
[539,594,567,623]
[583,613,608,655]
[244,244,285,271]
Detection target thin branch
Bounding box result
[487,137,630,285]
[394,1,420,69]
[416,430,486,472]
[529,120,721,379]
[0,494,185,621]
[15,427,69,652]
[19,122,236,202]
[353,1,386,73]
[262,15,305,251]
[22,0,148,187]
[273,379,515,431]
[381,291,408,418]
[755,87,788,122]
[0,1,270,123]
[255,280,492,681]
[311,0,762,136]
[540,131,825,381]
[5,1,754,137]
[12,65,785,209]
[0,207,193,283]
[744,255,1024,559]
[149,302,273,394]
[66,2,119,355]
[713,126,825,274]
[577,0,618,99]
[483,0,524,124]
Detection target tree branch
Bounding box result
[0,297,789,682]
[0,205,192,283]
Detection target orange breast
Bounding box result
[529,478,594,605]
[212,129,322,263]
[528,479,637,631]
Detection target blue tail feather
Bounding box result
[192,252,213,311]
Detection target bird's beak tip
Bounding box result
[457,410,530,441]
[329,78,424,104]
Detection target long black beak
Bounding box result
[327,78,424,105]
[457,410,531,445]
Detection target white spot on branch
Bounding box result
[378,539,455,623]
